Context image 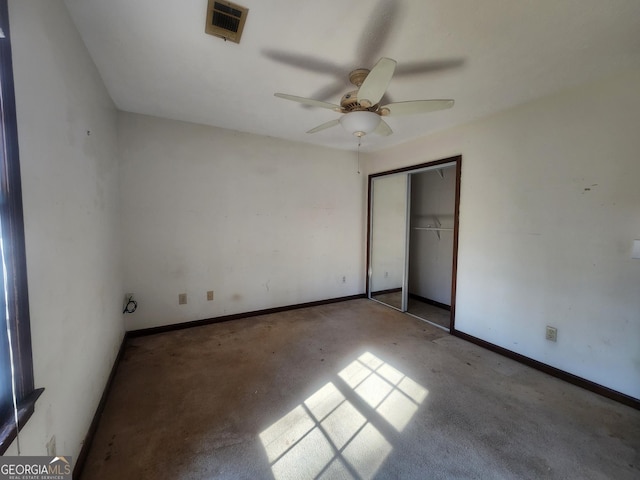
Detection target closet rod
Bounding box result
[413,227,453,231]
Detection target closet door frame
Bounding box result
[366,155,462,331]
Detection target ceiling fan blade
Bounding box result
[382,100,454,116]
[357,57,397,107]
[275,93,341,111]
[262,50,345,76]
[374,119,393,136]
[307,82,350,104]
[306,119,340,134]
[395,58,465,77]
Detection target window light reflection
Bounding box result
[259,352,429,480]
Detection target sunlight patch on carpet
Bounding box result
[259,352,428,479]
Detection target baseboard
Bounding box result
[408,293,451,311]
[128,294,367,338]
[452,329,640,411]
[370,288,403,296]
[73,333,129,480]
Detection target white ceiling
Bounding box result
[63,0,640,152]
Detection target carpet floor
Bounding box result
[80,299,639,479]
[372,292,451,330]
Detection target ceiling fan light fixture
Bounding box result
[339,111,381,137]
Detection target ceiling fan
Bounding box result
[274,57,454,137]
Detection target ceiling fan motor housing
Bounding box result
[341,90,378,112]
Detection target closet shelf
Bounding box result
[413,226,453,240]
[413,227,453,231]
[412,216,452,240]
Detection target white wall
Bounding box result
[365,68,640,400]
[119,113,365,330]
[6,0,123,460]
[409,168,455,305]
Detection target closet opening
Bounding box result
[367,156,461,331]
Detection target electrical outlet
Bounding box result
[207,290,214,301]
[342,276,346,283]
[178,293,187,305]
[545,326,557,342]
[46,435,56,457]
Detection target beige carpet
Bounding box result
[372,292,451,329]
[80,299,640,479]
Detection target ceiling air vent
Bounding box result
[205,0,248,43]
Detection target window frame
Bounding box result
[0,0,43,454]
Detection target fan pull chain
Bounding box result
[357,138,361,174]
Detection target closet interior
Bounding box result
[368,157,460,330]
